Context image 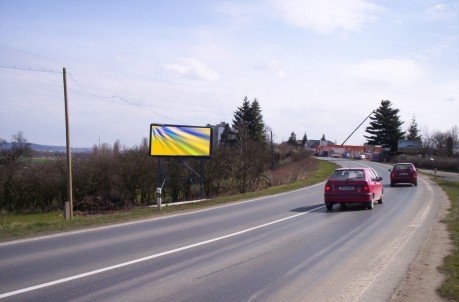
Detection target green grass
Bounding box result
[2,161,457,300]
[436,178,459,301]
[0,160,337,242]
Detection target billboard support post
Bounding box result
[156,158,161,210]
[200,159,203,200]
[150,124,212,204]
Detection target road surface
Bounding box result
[0,160,446,301]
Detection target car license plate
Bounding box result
[399,173,408,176]
[339,186,354,191]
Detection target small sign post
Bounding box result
[156,187,162,210]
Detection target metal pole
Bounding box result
[157,158,161,210]
[200,159,203,199]
[341,110,375,145]
[63,68,73,219]
[157,158,161,188]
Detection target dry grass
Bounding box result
[436,179,459,301]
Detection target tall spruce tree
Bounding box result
[364,100,405,152]
[232,97,251,142]
[301,132,307,147]
[219,123,238,147]
[249,99,265,143]
[232,97,266,144]
[406,116,422,141]
[287,132,297,146]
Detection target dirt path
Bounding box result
[391,180,453,302]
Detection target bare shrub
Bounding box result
[271,156,318,186]
[74,192,123,214]
[1,133,320,214]
[395,155,459,172]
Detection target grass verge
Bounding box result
[0,160,337,242]
[436,178,459,301]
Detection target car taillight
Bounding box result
[325,186,331,192]
[362,186,369,192]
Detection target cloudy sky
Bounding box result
[1,0,458,148]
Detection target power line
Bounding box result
[0,64,61,73]
[1,63,183,123]
[67,72,116,99]
[67,72,183,124]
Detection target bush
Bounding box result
[1,140,318,214]
[394,155,459,173]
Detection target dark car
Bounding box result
[324,168,384,210]
[389,163,417,187]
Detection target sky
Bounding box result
[0,0,458,148]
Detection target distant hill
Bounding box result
[0,142,91,153]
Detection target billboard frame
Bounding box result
[149,123,213,159]
[397,139,422,154]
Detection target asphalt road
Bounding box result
[0,160,445,302]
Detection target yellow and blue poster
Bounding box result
[150,124,212,157]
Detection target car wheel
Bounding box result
[326,203,333,211]
[340,203,346,210]
[378,192,383,204]
[367,197,374,210]
[390,182,395,187]
[414,181,417,187]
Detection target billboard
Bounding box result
[398,140,421,153]
[149,124,213,158]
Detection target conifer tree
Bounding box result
[364,100,405,152]
[232,97,266,144]
[302,132,307,147]
[287,132,297,146]
[406,116,422,141]
[219,123,238,147]
[249,99,265,143]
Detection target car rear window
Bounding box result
[330,170,365,180]
[394,164,413,171]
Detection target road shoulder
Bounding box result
[391,179,453,302]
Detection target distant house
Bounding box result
[304,139,334,152]
[280,138,333,149]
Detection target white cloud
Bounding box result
[270,0,384,33]
[163,58,219,81]
[216,2,258,19]
[254,59,287,78]
[345,58,425,86]
[425,3,459,21]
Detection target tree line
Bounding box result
[285,100,458,158]
[1,98,457,213]
[0,97,317,214]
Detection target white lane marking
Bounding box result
[0,182,326,247]
[0,206,325,299]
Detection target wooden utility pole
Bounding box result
[271,130,274,169]
[63,68,73,219]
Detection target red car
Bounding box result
[324,168,384,210]
[389,163,417,187]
